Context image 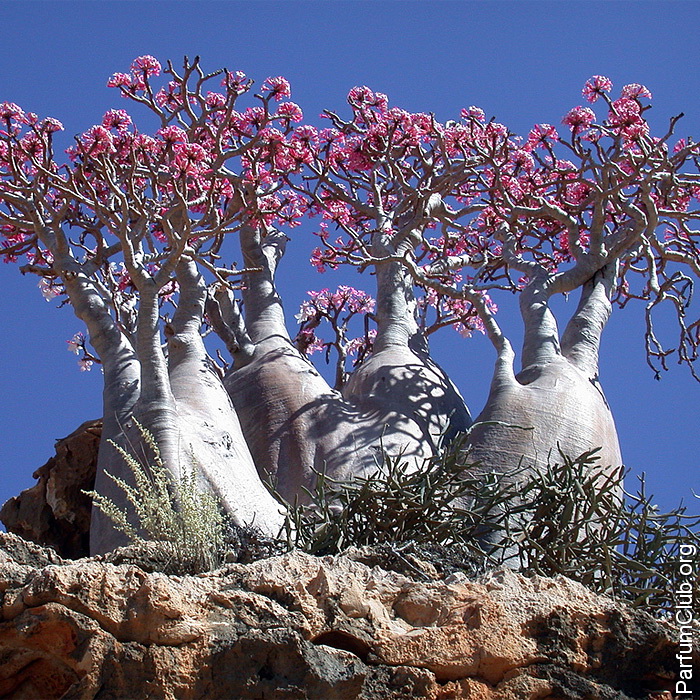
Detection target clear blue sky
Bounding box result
[1,1,698,521]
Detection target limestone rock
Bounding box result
[0,420,100,559]
[0,532,685,699]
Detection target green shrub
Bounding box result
[84,420,225,573]
[279,441,700,616]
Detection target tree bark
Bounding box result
[166,259,285,535]
[218,228,470,505]
[465,269,622,503]
[62,252,285,554]
[218,228,387,503]
[343,258,472,457]
[58,264,141,554]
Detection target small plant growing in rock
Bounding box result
[281,442,700,616]
[84,421,226,573]
[278,435,518,569]
[510,451,700,614]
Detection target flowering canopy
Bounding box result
[293,77,700,378]
[2,58,700,556]
[1,60,699,388]
[0,56,308,362]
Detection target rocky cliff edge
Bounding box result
[0,531,681,700]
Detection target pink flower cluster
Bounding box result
[107,55,161,93]
[525,124,559,151]
[262,76,292,101]
[608,97,649,142]
[297,286,375,322]
[562,106,596,133]
[348,86,388,114]
[582,75,613,103]
[3,57,699,360]
[295,286,376,362]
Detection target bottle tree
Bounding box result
[0,57,303,552]
[208,86,474,506]
[304,77,700,506]
[2,60,699,554]
[0,57,473,549]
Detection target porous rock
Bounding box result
[0,531,682,699]
[0,420,100,559]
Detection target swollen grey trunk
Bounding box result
[465,269,622,525]
[217,229,470,506]
[63,256,284,555]
[343,259,471,456]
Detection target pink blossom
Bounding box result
[565,182,592,206]
[440,292,496,338]
[19,133,43,160]
[222,70,249,95]
[442,123,472,155]
[66,332,84,355]
[582,129,602,143]
[171,143,209,175]
[295,301,318,324]
[347,86,388,113]
[346,329,376,356]
[79,126,115,155]
[609,98,642,126]
[262,76,291,101]
[38,278,61,301]
[310,245,333,272]
[78,358,94,372]
[562,106,596,133]
[0,102,26,123]
[582,75,613,103]
[131,134,160,160]
[0,225,26,242]
[287,125,319,165]
[276,190,307,226]
[334,285,375,314]
[526,124,559,150]
[107,72,131,88]
[297,330,325,356]
[461,106,485,122]
[621,122,649,144]
[238,106,267,133]
[509,149,535,173]
[374,92,389,113]
[102,109,132,132]
[291,125,319,148]
[302,286,375,317]
[111,263,133,292]
[348,86,374,107]
[155,81,184,110]
[621,83,652,101]
[205,92,227,109]
[151,224,168,243]
[39,117,64,134]
[157,125,188,145]
[483,121,509,146]
[276,102,303,123]
[342,143,372,172]
[131,55,161,77]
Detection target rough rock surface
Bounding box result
[0,532,683,699]
[0,421,100,559]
